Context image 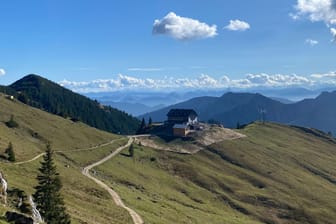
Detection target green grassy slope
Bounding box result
[1,91,335,224]
[94,122,336,224]
[0,93,133,223]
[0,93,119,161]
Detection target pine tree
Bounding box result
[148,117,152,127]
[129,144,134,157]
[33,144,71,224]
[5,142,15,162]
[137,118,146,134]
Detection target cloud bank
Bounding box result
[0,69,6,76]
[225,20,250,31]
[152,12,217,40]
[59,72,336,93]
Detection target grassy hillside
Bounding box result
[0,93,133,223]
[93,122,336,224]
[8,74,140,134]
[0,93,119,161]
[1,91,335,224]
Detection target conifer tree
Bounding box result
[137,118,146,134]
[33,144,71,224]
[129,144,134,157]
[148,117,152,126]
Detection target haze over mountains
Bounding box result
[142,91,336,135]
[86,87,332,116]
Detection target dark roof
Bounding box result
[167,109,197,117]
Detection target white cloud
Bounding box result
[289,13,300,20]
[331,27,336,40]
[293,1,336,39]
[225,19,250,31]
[152,12,217,40]
[311,71,336,78]
[293,0,336,25]
[0,68,6,76]
[58,73,332,93]
[305,38,319,46]
[245,73,313,87]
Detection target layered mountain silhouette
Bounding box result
[1,74,139,134]
[142,91,336,134]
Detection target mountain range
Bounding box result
[86,87,333,116]
[142,91,336,135]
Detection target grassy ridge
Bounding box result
[94,122,336,224]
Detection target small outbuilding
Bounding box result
[173,124,189,137]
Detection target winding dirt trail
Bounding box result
[13,138,123,165]
[82,137,144,224]
[14,153,46,165]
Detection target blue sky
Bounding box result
[0,0,336,92]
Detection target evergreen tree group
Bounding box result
[33,144,70,224]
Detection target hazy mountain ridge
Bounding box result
[97,101,165,116]
[142,91,336,134]
[87,87,332,116]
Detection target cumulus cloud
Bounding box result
[225,19,250,31]
[0,68,5,76]
[152,12,217,40]
[58,73,333,93]
[305,38,319,46]
[293,0,336,25]
[293,0,336,40]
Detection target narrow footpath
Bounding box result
[82,137,144,224]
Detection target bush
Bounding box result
[5,115,19,128]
